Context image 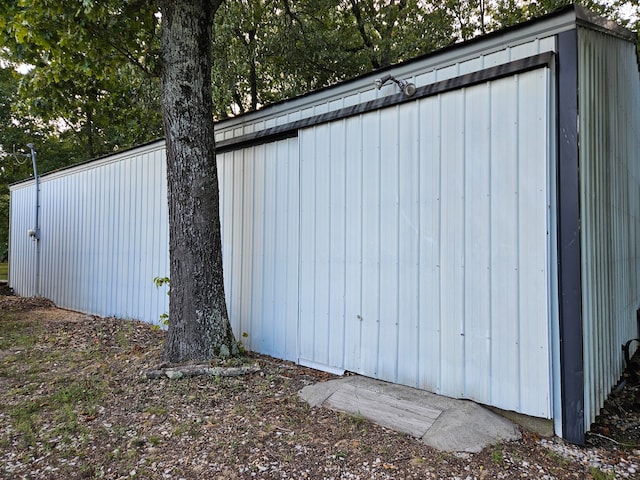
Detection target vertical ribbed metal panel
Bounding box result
[9,144,169,324]
[8,186,38,294]
[298,69,552,418]
[9,137,301,347]
[218,138,299,361]
[578,27,640,431]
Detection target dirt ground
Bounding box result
[1,291,639,479]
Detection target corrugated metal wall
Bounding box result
[9,143,170,323]
[578,28,640,430]
[8,185,38,295]
[298,68,553,418]
[9,137,301,351]
[218,138,300,361]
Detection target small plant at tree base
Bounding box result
[153,276,170,327]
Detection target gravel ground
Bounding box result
[1,293,639,479]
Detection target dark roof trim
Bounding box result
[217,51,555,154]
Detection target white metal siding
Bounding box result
[8,186,38,294]
[218,138,300,361]
[578,27,640,431]
[299,69,552,418]
[9,144,170,324]
[9,138,301,351]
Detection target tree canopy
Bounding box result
[1,0,638,143]
[0,0,163,158]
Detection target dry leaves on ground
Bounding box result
[1,294,639,479]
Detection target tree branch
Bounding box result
[349,0,380,69]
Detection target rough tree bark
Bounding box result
[159,0,237,363]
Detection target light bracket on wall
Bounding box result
[374,74,416,97]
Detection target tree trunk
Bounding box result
[159,0,236,363]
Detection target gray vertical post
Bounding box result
[556,29,585,445]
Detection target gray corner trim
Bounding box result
[217,52,555,154]
[556,29,585,445]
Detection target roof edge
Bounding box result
[9,137,165,189]
[574,4,637,41]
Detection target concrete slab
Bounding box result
[326,383,442,438]
[299,376,521,453]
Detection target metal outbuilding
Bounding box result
[9,5,640,444]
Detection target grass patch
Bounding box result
[144,405,167,416]
[0,314,41,350]
[588,467,616,480]
[346,412,369,431]
[50,378,104,406]
[115,321,134,349]
[9,380,103,455]
[0,262,7,281]
[1,310,106,453]
[7,377,104,449]
[9,401,43,448]
[491,442,504,465]
[545,449,570,468]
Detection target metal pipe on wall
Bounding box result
[25,143,40,296]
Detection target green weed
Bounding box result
[116,322,133,349]
[588,467,616,480]
[144,405,167,416]
[348,412,369,431]
[545,449,569,468]
[9,401,42,448]
[491,442,504,465]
